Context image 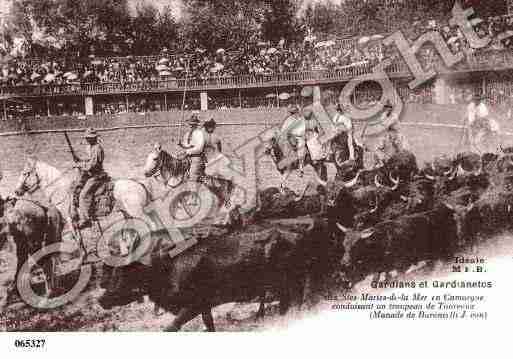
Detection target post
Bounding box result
[46,98,51,117]
[125,95,129,112]
[200,91,208,111]
[164,93,168,111]
[239,90,242,108]
[84,96,94,115]
[2,99,6,121]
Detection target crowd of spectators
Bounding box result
[3,11,513,90]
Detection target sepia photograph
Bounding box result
[0,0,511,355]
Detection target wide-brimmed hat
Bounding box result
[204,118,217,128]
[84,128,98,139]
[287,104,300,114]
[303,108,314,118]
[187,114,200,125]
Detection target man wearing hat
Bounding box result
[73,128,106,229]
[179,114,206,182]
[280,104,307,177]
[375,121,409,166]
[468,94,500,153]
[203,118,223,175]
[333,103,356,163]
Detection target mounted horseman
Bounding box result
[71,128,107,230]
[178,114,206,183]
[265,104,363,189]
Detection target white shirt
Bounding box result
[332,112,353,131]
[477,102,489,119]
[467,102,477,125]
[182,128,206,156]
[281,114,305,138]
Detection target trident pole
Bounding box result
[178,57,191,142]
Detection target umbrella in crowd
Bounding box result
[67,73,78,81]
[43,73,56,83]
[63,72,74,78]
[210,63,225,73]
[267,47,278,54]
[91,59,103,66]
[30,72,41,81]
[158,58,169,64]
[278,92,291,100]
[216,48,225,54]
[156,64,169,71]
[159,70,173,76]
[265,93,276,98]
[315,40,336,48]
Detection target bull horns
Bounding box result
[336,222,349,233]
[343,170,361,188]
[375,173,400,190]
[293,182,312,202]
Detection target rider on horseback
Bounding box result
[332,103,356,164]
[73,128,106,229]
[179,114,207,182]
[280,104,307,177]
[203,118,223,176]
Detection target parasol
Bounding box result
[265,93,276,98]
[159,70,173,76]
[158,58,169,64]
[156,64,169,71]
[278,92,291,100]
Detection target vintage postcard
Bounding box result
[0,0,510,356]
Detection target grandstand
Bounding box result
[1,0,513,123]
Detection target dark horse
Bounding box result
[265,129,364,189]
[144,143,235,209]
[0,197,64,299]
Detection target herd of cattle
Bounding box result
[96,146,513,331]
[2,145,513,331]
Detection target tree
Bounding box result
[261,0,302,44]
[179,0,264,53]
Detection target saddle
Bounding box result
[71,174,115,221]
[91,177,115,219]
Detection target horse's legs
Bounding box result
[165,307,200,332]
[313,162,328,186]
[202,309,216,332]
[280,169,292,192]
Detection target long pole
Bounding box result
[179,57,191,142]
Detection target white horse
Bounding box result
[13,157,155,256]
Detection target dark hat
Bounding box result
[303,108,314,118]
[287,104,300,114]
[388,122,399,131]
[204,118,217,128]
[187,114,200,125]
[84,128,98,139]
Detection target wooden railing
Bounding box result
[2,52,513,97]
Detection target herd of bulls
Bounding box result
[97,146,513,331]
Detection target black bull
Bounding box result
[335,204,458,283]
[98,226,313,331]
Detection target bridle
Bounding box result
[19,164,41,195]
[147,150,189,188]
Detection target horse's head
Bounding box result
[144,143,164,178]
[143,143,189,188]
[264,133,283,164]
[15,157,40,197]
